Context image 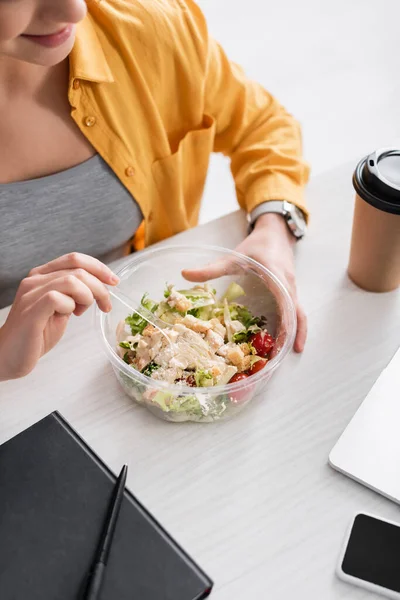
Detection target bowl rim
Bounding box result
[98,244,296,395]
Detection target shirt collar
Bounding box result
[69,15,114,84]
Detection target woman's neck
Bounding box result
[0,54,68,100]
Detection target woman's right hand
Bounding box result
[0,253,119,382]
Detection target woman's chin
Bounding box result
[13,30,77,67]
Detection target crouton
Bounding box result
[142,324,158,337]
[226,345,245,367]
[166,289,192,313]
[239,355,252,372]
[210,365,223,378]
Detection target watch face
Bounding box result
[287,205,307,238]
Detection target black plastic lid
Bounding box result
[353,148,400,215]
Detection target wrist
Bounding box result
[253,212,296,246]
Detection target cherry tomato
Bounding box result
[228,372,251,404]
[248,358,267,376]
[229,373,249,384]
[250,331,275,358]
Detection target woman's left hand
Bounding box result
[234,213,307,353]
[183,212,307,353]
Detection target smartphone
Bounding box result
[337,513,400,599]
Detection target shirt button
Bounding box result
[148,211,154,222]
[73,79,80,90]
[125,166,135,177]
[84,116,96,127]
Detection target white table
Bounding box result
[1,160,399,599]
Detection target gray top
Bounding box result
[0,155,143,308]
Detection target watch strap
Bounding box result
[247,201,307,239]
[248,201,288,227]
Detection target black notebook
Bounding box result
[0,412,213,600]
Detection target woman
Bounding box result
[0,0,309,382]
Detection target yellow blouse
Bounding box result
[69,0,310,250]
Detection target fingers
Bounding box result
[62,269,111,313]
[19,271,111,315]
[73,304,90,317]
[29,252,119,286]
[182,258,236,282]
[28,290,76,327]
[39,276,95,310]
[293,304,307,353]
[278,272,307,353]
[18,268,112,314]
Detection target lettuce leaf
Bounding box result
[141,293,159,313]
[177,288,215,311]
[151,392,203,416]
[119,341,131,349]
[232,330,249,343]
[222,282,245,302]
[195,369,214,387]
[141,361,160,377]
[187,306,213,320]
[235,305,259,328]
[125,293,159,335]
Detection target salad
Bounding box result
[115,282,276,420]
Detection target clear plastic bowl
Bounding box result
[99,245,296,423]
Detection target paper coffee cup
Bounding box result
[348,149,400,292]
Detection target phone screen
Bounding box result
[342,513,400,592]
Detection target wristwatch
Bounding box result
[247,200,307,240]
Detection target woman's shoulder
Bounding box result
[90,0,180,23]
[87,0,209,82]
[89,0,207,44]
